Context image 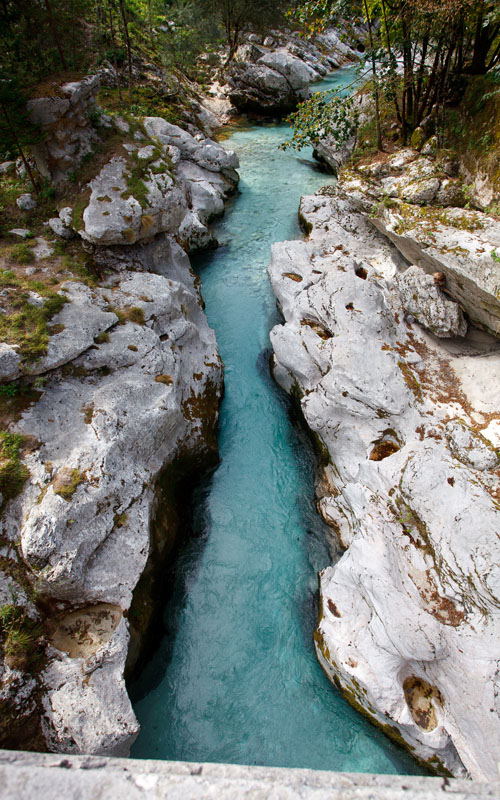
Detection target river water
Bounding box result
[130,68,423,775]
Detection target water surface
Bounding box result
[130,69,423,775]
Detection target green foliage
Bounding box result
[0,432,29,502]
[9,242,35,265]
[0,383,19,399]
[281,89,360,151]
[0,0,96,86]
[159,1,221,75]
[292,0,500,149]
[0,600,41,670]
[0,270,68,364]
[198,0,289,61]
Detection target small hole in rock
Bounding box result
[369,441,400,461]
[355,266,368,280]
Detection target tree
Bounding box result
[280,87,360,151]
[289,0,500,148]
[0,75,41,193]
[198,0,289,63]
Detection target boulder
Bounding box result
[27,76,101,184]
[16,194,37,212]
[400,177,440,204]
[143,117,239,177]
[395,264,468,337]
[257,50,319,92]
[0,343,21,381]
[48,218,74,240]
[0,161,15,175]
[80,156,187,246]
[371,204,500,336]
[324,152,500,337]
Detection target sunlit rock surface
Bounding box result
[268,184,500,781]
[330,151,500,337]
[80,120,238,250]
[0,234,223,754]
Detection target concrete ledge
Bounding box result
[1,750,499,799]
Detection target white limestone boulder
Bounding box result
[371,204,500,336]
[80,156,187,246]
[143,117,239,176]
[395,265,468,337]
[257,50,320,93]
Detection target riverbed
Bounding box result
[130,68,423,775]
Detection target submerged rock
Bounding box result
[268,184,500,781]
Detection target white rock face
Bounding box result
[0,235,224,755]
[81,156,186,246]
[395,265,468,337]
[371,205,500,336]
[27,76,100,183]
[268,184,500,781]
[257,50,319,92]
[16,194,37,212]
[80,120,238,250]
[335,153,500,337]
[227,28,357,113]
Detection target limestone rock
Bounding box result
[1,233,223,755]
[257,50,319,92]
[395,264,468,337]
[48,218,74,240]
[268,183,500,781]
[143,118,239,177]
[78,123,238,250]
[16,194,36,212]
[445,419,499,470]
[80,156,186,246]
[435,179,466,208]
[325,150,500,336]
[400,177,440,204]
[9,229,32,239]
[27,76,101,184]
[0,343,21,381]
[371,205,500,336]
[0,161,15,175]
[59,207,73,227]
[228,62,296,112]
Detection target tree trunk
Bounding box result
[118,0,133,104]
[108,1,123,104]
[43,0,68,71]
[363,0,383,151]
[381,0,401,125]
[0,102,38,194]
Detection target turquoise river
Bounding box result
[130,67,424,776]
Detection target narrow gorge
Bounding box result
[1,4,500,794]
